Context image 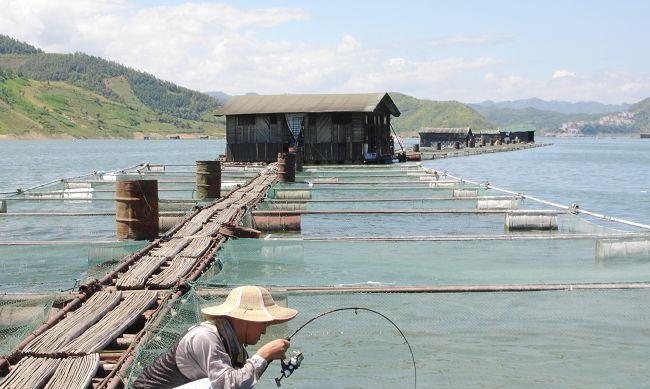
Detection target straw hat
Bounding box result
[201,286,298,324]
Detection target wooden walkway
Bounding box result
[0,168,278,389]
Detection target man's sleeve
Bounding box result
[188,330,269,389]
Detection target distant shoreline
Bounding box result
[0,133,226,141]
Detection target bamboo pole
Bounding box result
[274,232,650,242]
[264,196,515,203]
[197,282,650,296]
[251,209,563,215]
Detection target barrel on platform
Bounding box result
[115,180,159,241]
[196,160,221,199]
[278,152,296,182]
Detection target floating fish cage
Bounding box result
[1,162,650,388]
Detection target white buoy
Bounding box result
[596,239,650,261]
[505,212,558,230]
[274,190,311,200]
[453,189,479,198]
[477,198,518,210]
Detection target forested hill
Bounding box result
[0,35,220,121]
[390,92,494,134]
[0,35,226,139]
[0,35,43,55]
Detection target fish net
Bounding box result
[122,286,650,389]
[0,294,57,356]
[0,241,148,293]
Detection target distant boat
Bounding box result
[200,135,209,139]
[169,135,181,140]
[641,133,650,139]
[143,136,150,140]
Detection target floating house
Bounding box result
[501,127,536,143]
[418,127,474,148]
[215,93,401,163]
[474,128,504,144]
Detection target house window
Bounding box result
[237,115,255,126]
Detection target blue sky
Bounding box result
[1,0,649,103]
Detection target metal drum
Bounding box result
[196,160,221,199]
[115,180,159,241]
[278,152,296,182]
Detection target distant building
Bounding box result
[474,128,504,143]
[215,93,401,163]
[418,127,474,147]
[500,127,536,143]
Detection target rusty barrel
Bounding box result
[0,199,6,213]
[196,160,221,199]
[436,142,442,150]
[469,139,476,148]
[277,152,296,182]
[115,180,159,241]
[412,144,420,152]
[454,141,460,149]
[289,147,304,172]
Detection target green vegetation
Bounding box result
[0,70,224,138]
[13,52,219,120]
[390,92,493,135]
[0,33,225,139]
[472,106,598,132]
[630,98,650,130]
[0,36,42,55]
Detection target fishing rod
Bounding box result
[274,307,417,388]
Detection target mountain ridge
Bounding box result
[471,97,630,115]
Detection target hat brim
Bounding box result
[201,303,298,324]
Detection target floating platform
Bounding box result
[1,160,650,388]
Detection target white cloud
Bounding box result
[428,34,515,47]
[552,69,576,79]
[481,71,650,103]
[1,1,647,104]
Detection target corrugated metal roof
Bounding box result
[475,128,502,135]
[500,127,536,132]
[215,93,400,117]
[419,127,470,134]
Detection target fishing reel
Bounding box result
[274,349,304,387]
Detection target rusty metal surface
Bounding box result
[115,180,159,241]
[252,214,301,231]
[195,160,221,200]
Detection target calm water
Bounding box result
[2,137,648,222]
[2,138,650,388]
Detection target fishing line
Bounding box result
[285,307,417,388]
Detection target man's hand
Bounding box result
[256,339,290,362]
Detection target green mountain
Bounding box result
[0,36,43,55]
[630,98,650,129]
[472,106,598,132]
[390,92,493,135]
[0,35,224,139]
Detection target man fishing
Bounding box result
[134,285,298,389]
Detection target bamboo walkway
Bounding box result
[0,166,278,389]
